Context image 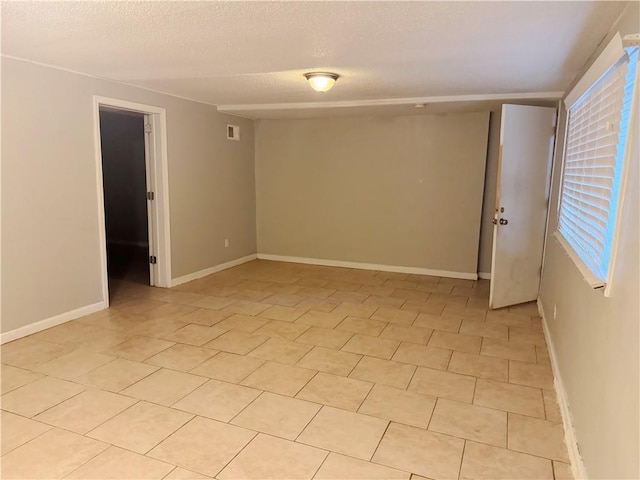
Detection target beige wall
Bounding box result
[255,113,489,275]
[1,57,256,333]
[539,3,639,478]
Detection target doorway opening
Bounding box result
[93,97,171,307]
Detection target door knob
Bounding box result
[499,218,508,225]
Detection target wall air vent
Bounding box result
[227,124,240,141]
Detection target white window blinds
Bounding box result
[557,44,638,286]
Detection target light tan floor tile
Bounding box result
[330,291,370,303]
[87,401,193,454]
[224,300,270,316]
[180,308,233,326]
[34,388,136,433]
[509,325,547,346]
[190,295,236,311]
[427,293,468,305]
[298,406,388,460]
[31,321,102,345]
[259,305,306,322]
[68,328,137,352]
[315,452,410,479]
[429,398,506,447]
[336,316,388,336]
[371,307,417,326]
[203,331,269,355]
[332,302,379,319]
[543,388,562,423]
[190,352,264,383]
[459,441,553,479]
[173,379,260,421]
[297,372,372,411]
[442,304,486,321]
[145,344,217,372]
[263,293,307,307]
[392,342,452,370]
[474,378,545,418]
[293,297,340,312]
[413,313,462,333]
[241,361,316,396]
[508,413,570,462]
[248,337,312,364]
[120,368,207,406]
[66,445,174,479]
[358,284,396,297]
[230,289,273,302]
[139,303,198,320]
[0,411,51,455]
[162,324,225,346]
[428,331,481,354]
[157,291,204,306]
[32,349,114,380]
[401,300,445,315]
[380,323,433,345]
[372,422,464,480]
[0,428,108,479]
[486,310,532,327]
[148,416,256,477]
[103,336,175,362]
[391,288,430,302]
[296,310,346,329]
[536,345,552,366]
[509,360,554,389]
[459,319,509,340]
[75,358,159,392]
[341,334,400,359]
[218,433,327,479]
[231,392,320,440]
[1,376,86,417]
[298,286,336,299]
[408,366,475,403]
[349,356,416,389]
[448,351,508,381]
[254,319,310,340]
[367,295,407,309]
[553,461,574,479]
[0,364,44,394]
[216,314,269,333]
[164,467,212,479]
[358,384,435,429]
[128,318,189,339]
[481,337,537,363]
[297,346,362,376]
[295,326,353,350]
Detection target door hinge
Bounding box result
[147,191,155,201]
[149,256,157,265]
[144,123,152,134]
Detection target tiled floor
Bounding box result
[0,260,573,479]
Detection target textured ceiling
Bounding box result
[1,1,628,118]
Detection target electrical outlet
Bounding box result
[224,239,229,248]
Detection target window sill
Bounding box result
[553,231,606,291]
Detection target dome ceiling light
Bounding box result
[304,72,339,92]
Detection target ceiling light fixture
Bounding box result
[304,72,339,92]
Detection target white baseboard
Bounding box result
[478,272,492,280]
[0,301,106,345]
[170,254,258,287]
[256,253,478,280]
[537,297,587,480]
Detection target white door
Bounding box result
[489,104,556,309]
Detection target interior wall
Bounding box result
[1,57,256,334]
[255,113,489,275]
[100,110,148,247]
[538,3,639,478]
[477,110,501,275]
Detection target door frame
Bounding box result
[92,96,172,306]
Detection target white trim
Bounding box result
[0,302,106,344]
[565,33,624,108]
[537,298,588,480]
[257,254,478,280]
[93,96,172,302]
[478,272,492,280]
[218,91,563,115]
[170,254,257,287]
